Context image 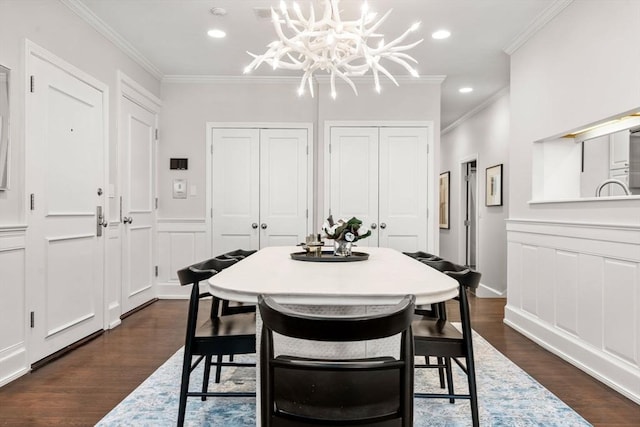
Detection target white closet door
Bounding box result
[212,128,260,254]
[120,96,156,314]
[259,129,308,248]
[329,127,379,247]
[378,127,429,251]
[27,54,105,362]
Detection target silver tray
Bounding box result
[290,250,369,262]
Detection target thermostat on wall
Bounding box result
[173,179,187,199]
[170,158,188,170]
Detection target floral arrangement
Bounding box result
[322,215,371,242]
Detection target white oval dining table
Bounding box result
[208,245,458,306]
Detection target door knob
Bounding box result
[123,216,133,224]
[379,222,387,229]
[261,223,267,229]
[370,223,377,229]
[252,223,258,229]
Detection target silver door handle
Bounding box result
[261,223,267,229]
[370,223,377,229]
[123,216,133,224]
[379,222,387,229]
[252,223,258,229]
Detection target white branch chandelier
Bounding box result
[244,0,423,98]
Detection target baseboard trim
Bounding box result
[504,305,640,404]
[0,346,29,388]
[31,329,104,371]
[475,283,506,298]
[120,298,158,320]
[156,282,191,299]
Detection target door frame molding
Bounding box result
[323,121,436,252]
[115,71,161,327]
[24,40,110,362]
[205,122,314,256]
[458,154,480,270]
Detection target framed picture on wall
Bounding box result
[485,164,503,206]
[439,171,450,229]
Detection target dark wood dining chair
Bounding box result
[217,249,258,316]
[258,294,416,427]
[413,259,482,427]
[176,257,256,427]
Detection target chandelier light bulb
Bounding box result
[244,0,423,98]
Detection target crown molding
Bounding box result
[60,0,163,80]
[162,75,302,84]
[314,75,446,85]
[442,87,509,135]
[503,0,574,55]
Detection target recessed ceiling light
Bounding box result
[207,29,226,38]
[459,87,473,93]
[210,7,227,16]
[431,29,451,40]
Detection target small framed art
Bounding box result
[485,164,503,206]
[439,171,450,229]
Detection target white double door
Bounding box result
[211,128,309,254]
[329,126,429,252]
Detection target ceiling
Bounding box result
[74,0,559,129]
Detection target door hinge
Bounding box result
[426,145,429,154]
[329,143,331,154]
[155,197,158,209]
[155,129,159,141]
[464,219,471,227]
[30,75,35,93]
[210,144,213,154]
[30,311,35,328]
[154,266,159,277]
[210,207,213,218]
[30,194,35,210]
[306,208,308,218]
[306,145,309,155]
[464,175,471,182]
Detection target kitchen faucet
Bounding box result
[595,178,631,196]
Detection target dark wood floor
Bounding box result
[0,297,637,426]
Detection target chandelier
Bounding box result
[244,0,423,98]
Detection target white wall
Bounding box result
[0,0,160,387]
[440,90,509,296]
[507,0,640,403]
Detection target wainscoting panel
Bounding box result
[505,219,640,404]
[0,226,28,387]
[156,219,208,298]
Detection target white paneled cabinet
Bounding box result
[328,126,430,252]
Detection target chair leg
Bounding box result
[466,355,479,427]
[178,353,192,427]
[215,355,223,383]
[229,354,234,362]
[437,357,446,389]
[201,355,212,401]
[445,357,455,404]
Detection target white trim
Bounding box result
[315,75,446,85]
[163,75,300,85]
[205,122,314,256]
[118,71,162,112]
[505,306,639,404]
[0,345,28,388]
[157,219,208,233]
[442,87,509,135]
[528,195,640,204]
[323,120,437,253]
[59,0,163,79]
[503,0,574,55]
[476,283,506,298]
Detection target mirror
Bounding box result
[0,64,9,190]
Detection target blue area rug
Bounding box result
[96,330,591,426]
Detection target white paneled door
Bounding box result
[211,128,308,254]
[329,126,429,252]
[26,52,106,363]
[120,93,157,314]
